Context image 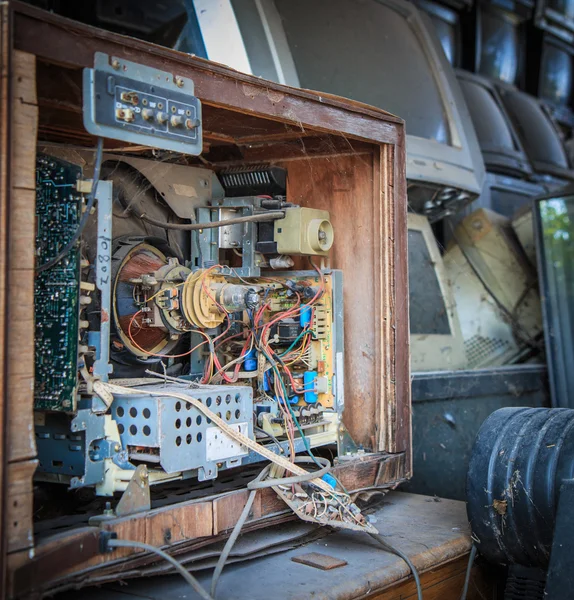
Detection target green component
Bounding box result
[34,155,82,412]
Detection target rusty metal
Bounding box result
[291,552,348,570]
[116,465,151,517]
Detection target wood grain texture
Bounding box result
[6,460,37,554]
[7,51,37,464]
[366,556,494,600]
[0,3,12,590]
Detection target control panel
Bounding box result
[83,53,203,154]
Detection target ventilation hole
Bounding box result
[13,522,18,528]
[129,407,137,418]
[235,394,241,404]
[225,394,231,404]
[196,415,202,426]
[130,424,137,435]
[52,460,63,468]
[143,408,151,419]
[186,417,192,427]
[235,409,241,419]
[216,396,222,406]
[175,401,182,412]
[118,424,125,434]
[143,425,151,436]
[176,436,182,446]
[206,397,212,407]
[197,432,203,442]
[225,411,231,421]
[175,419,181,429]
[186,434,192,444]
[217,412,222,419]
[207,418,212,425]
[116,406,124,417]
[186,402,191,411]
[13,500,18,508]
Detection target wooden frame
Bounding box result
[1,2,410,596]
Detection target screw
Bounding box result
[175,76,184,88]
[114,443,120,452]
[111,59,121,70]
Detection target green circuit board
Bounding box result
[34,155,83,412]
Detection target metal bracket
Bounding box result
[115,465,151,517]
[92,180,113,386]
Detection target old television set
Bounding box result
[189,0,485,221]
[534,0,574,43]
[457,70,532,176]
[525,30,574,127]
[408,213,467,371]
[443,208,543,369]
[414,0,472,66]
[463,0,533,85]
[496,83,574,183]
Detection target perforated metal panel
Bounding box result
[111,384,253,480]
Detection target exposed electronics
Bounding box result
[443,208,543,369]
[83,53,203,154]
[408,213,467,371]
[34,150,343,495]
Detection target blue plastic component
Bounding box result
[289,396,298,405]
[322,473,337,489]
[263,372,271,392]
[300,305,312,328]
[243,348,257,371]
[303,371,318,404]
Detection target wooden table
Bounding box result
[56,492,494,600]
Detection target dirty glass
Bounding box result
[274,0,451,145]
[536,194,574,406]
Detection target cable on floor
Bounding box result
[210,456,332,598]
[106,538,213,600]
[369,532,424,600]
[460,544,477,600]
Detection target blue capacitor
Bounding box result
[243,348,257,371]
[322,473,337,489]
[300,305,312,328]
[303,370,318,404]
[262,371,271,392]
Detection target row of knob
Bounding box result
[116,107,199,129]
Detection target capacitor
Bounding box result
[300,305,312,328]
[303,371,318,404]
[243,348,257,371]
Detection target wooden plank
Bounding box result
[6,460,37,554]
[11,3,403,148]
[12,454,404,596]
[7,50,37,465]
[366,556,492,600]
[0,3,12,591]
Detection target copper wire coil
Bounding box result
[118,251,165,281]
[117,313,166,352]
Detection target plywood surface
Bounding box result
[54,492,479,600]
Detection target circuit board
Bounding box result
[34,155,83,412]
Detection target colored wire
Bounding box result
[127,310,212,359]
[37,137,104,273]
